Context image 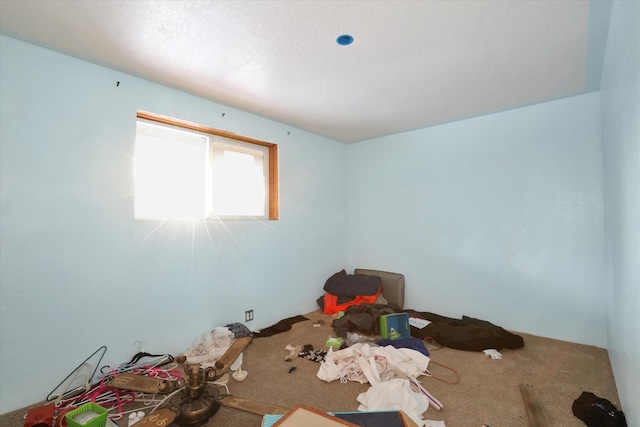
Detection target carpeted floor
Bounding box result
[1,310,621,426]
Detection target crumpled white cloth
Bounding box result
[316,342,430,384]
[184,326,242,369]
[316,342,442,421]
[357,378,430,427]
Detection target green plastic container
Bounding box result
[65,402,108,427]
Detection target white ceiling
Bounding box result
[0,1,612,143]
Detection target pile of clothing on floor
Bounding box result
[331,303,524,352]
[316,269,386,314]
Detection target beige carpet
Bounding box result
[1,310,621,426]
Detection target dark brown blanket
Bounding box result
[252,315,309,338]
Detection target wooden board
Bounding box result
[219,395,289,416]
[519,383,552,427]
[213,336,252,375]
[131,408,177,427]
[106,373,174,394]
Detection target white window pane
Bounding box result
[133,115,274,221]
[134,123,208,218]
[211,148,266,216]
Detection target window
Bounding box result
[134,111,278,220]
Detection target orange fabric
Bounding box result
[322,288,381,314]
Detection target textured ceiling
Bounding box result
[0,1,612,143]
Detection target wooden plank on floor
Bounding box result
[132,408,177,427]
[519,383,552,427]
[219,395,289,416]
[206,336,253,380]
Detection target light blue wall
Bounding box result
[2,3,638,419]
[0,35,348,413]
[347,93,606,347]
[600,0,640,423]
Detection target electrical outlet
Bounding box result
[245,310,254,322]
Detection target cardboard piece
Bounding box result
[263,409,420,427]
[354,269,405,310]
[399,410,421,427]
[272,404,359,427]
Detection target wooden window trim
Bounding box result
[137,110,279,220]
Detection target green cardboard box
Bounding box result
[379,313,411,340]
